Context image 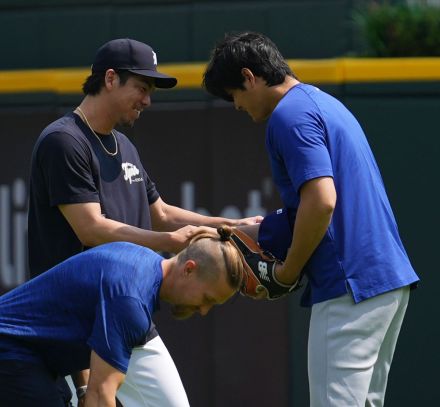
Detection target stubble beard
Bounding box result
[171,304,196,320]
[117,118,136,128]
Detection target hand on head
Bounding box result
[170,225,218,253]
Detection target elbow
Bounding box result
[73,222,103,248]
[322,194,336,220]
[151,206,170,232]
[324,194,337,215]
[312,192,336,223]
[313,202,335,227]
[300,177,337,219]
[321,180,337,216]
[76,232,98,248]
[151,216,167,232]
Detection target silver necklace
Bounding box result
[75,107,118,157]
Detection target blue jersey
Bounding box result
[266,83,419,306]
[0,242,162,376]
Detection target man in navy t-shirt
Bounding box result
[0,228,244,406]
[203,32,419,407]
[27,38,262,406]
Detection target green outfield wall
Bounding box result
[0,0,356,71]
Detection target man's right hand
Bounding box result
[169,225,217,253]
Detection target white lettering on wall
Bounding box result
[0,178,27,288]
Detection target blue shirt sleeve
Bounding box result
[87,296,151,373]
[269,112,334,194]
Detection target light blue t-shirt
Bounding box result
[266,83,419,306]
[0,242,162,375]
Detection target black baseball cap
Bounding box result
[92,38,177,89]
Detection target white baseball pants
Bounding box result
[308,286,410,407]
[117,335,190,407]
[68,335,190,407]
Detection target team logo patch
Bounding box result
[122,162,143,184]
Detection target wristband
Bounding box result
[76,385,87,399]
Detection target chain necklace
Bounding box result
[75,107,118,157]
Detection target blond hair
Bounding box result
[176,226,245,290]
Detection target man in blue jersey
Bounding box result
[203,32,419,406]
[0,228,244,407]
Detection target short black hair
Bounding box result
[203,32,296,101]
[82,69,135,95]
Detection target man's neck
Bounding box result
[269,76,300,110]
[284,76,300,92]
[159,258,174,303]
[76,96,115,134]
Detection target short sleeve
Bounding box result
[87,296,151,373]
[270,119,334,193]
[143,169,160,205]
[37,131,100,206]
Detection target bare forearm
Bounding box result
[277,177,336,284]
[59,202,209,253]
[84,390,116,407]
[81,218,176,251]
[85,351,124,407]
[279,202,333,284]
[152,203,261,231]
[153,208,233,230]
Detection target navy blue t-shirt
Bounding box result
[0,242,162,376]
[28,112,160,277]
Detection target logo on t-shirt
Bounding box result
[122,162,144,184]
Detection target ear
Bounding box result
[241,68,256,87]
[183,259,197,276]
[104,69,119,90]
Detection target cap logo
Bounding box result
[152,51,157,66]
